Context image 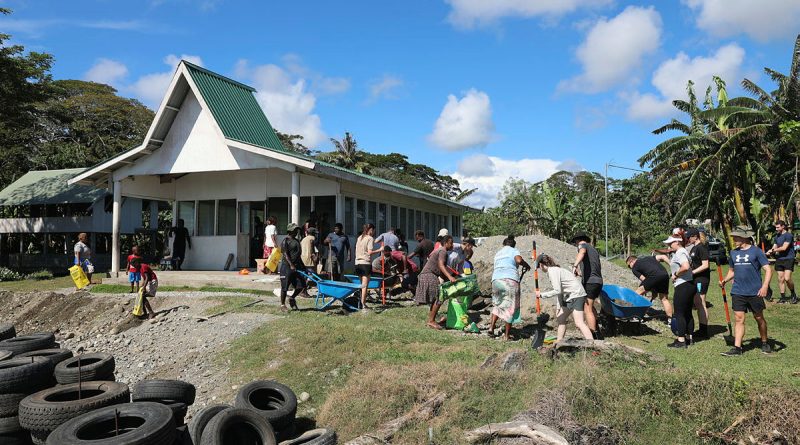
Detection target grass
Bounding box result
[0,275,74,292]
[89,283,275,296]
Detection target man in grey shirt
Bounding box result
[571,232,603,339]
[375,228,400,251]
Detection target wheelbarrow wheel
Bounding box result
[601,313,617,338]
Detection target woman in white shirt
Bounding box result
[263,216,278,273]
[536,254,593,342]
[656,235,694,349]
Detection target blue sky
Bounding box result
[2,0,798,207]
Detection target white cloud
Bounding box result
[0,18,146,37]
[451,156,582,208]
[84,58,128,86]
[684,0,800,42]
[279,54,350,97]
[626,44,745,120]
[234,60,326,147]
[367,75,404,103]
[444,0,611,29]
[128,54,203,108]
[559,6,662,94]
[428,88,495,151]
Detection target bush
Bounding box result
[0,267,24,282]
[26,270,54,280]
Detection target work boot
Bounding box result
[667,339,687,349]
[791,295,798,304]
[721,347,743,356]
[777,297,789,304]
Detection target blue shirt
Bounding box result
[375,232,400,250]
[729,245,769,296]
[326,232,350,261]
[775,232,795,260]
[492,246,521,282]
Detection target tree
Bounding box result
[276,131,312,156]
[317,132,369,172]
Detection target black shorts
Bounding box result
[731,294,766,313]
[694,276,710,295]
[641,275,669,295]
[354,264,372,277]
[774,258,795,272]
[583,282,602,300]
[280,268,306,294]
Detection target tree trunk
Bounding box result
[626,234,631,258]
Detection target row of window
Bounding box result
[177,200,237,236]
[343,197,462,239]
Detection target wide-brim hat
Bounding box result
[287,223,299,232]
[571,232,590,243]
[730,229,754,240]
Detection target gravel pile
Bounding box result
[471,235,638,316]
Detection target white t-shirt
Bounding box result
[670,248,693,286]
[264,225,277,247]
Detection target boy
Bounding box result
[133,258,157,319]
[126,245,142,293]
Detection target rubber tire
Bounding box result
[188,404,230,444]
[132,380,196,405]
[0,357,54,394]
[165,402,188,426]
[18,381,130,434]
[0,393,27,417]
[234,380,297,432]
[199,408,277,445]
[175,425,193,445]
[0,415,22,434]
[54,353,115,384]
[0,350,13,361]
[0,333,55,355]
[0,431,33,445]
[279,428,337,445]
[0,323,15,341]
[30,430,48,445]
[45,402,175,445]
[18,349,73,367]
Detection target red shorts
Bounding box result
[263,246,273,259]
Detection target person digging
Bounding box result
[719,230,773,356]
[132,257,157,320]
[626,255,673,324]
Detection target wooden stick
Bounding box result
[464,421,568,444]
[345,391,447,445]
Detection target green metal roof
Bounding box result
[0,169,106,206]
[183,61,285,151]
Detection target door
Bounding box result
[236,201,267,268]
[236,202,250,268]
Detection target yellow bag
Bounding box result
[69,265,90,289]
[132,287,145,317]
[266,247,282,272]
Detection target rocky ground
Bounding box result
[0,289,276,418]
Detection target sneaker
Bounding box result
[721,347,743,356]
[765,295,773,302]
[777,298,789,304]
[761,342,772,354]
[791,296,798,304]
[667,340,687,349]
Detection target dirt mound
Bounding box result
[471,236,638,316]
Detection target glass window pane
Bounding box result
[416,210,422,235]
[399,208,407,238]
[268,197,289,233]
[217,199,237,236]
[345,197,354,235]
[356,199,366,231]
[378,203,387,234]
[178,201,195,235]
[368,201,376,226]
[197,200,215,236]
[239,202,250,234]
[314,195,336,236]
[391,206,399,231]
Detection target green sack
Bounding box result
[446,295,473,330]
[440,274,479,300]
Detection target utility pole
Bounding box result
[604,163,648,258]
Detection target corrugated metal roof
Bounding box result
[183,61,285,151]
[0,169,106,206]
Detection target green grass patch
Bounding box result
[0,275,74,292]
[89,284,274,296]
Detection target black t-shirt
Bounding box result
[689,243,711,279]
[414,239,434,267]
[282,237,303,268]
[631,256,668,280]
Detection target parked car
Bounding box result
[707,235,727,265]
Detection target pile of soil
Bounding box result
[471,236,638,317]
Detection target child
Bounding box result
[132,258,157,319]
[126,245,142,293]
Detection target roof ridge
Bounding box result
[181,60,257,92]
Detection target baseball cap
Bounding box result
[685,228,700,238]
[663,236,683,244]
[286,223,299,232]
[438,228,449,237]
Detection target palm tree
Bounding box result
[317,132,369,173]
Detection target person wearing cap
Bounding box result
[570,232,603,339]
[279,223,307,312]
[355,223,383,309]
[414,234,457,330]
[655,234,694,348]
[686,228,710,338]
[488,236,530,340]
[720,230,773,356]
[766,220,797,304]
[626,255,673,320]
[535,254,594,342]
[433,228,449,252]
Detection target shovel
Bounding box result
[715,259,735,346]
[528,240,550,349]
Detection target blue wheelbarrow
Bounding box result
[298,271,364,311]
[598,284,653,336]
[344,274,390,301]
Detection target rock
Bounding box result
[480,353,498,369]
[500,351,528,372]
[65,332,75,340]
[299,392,310,403]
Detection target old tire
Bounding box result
[54,353,115,384]
[0,431,33,445]
[0,357,54,394]
[45,402,175,445]
[0,350,13,361]
[199,408,277,445]
[18,349,73,367]
[175,425,192,445]
[18,381,130,434]
[279,428,338,445]
[0,333,55,355]
[0,393,27,417]
[234,380,297,432]
[188,404,230,444]
[0,323,15,341]
[0,415,22,434]
[165,402,188,426]
[132,380,196,405]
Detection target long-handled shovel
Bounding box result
[532,240,541,314]
[715,259,735,346]
[529,240,550,349]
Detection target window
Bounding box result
[345,198,354,235]
[416,210,422,234]
[217,200,237,236]
[453,215,461,238]
[367,201,377,225]
[399,208,407,238]
[424,212,431,238]
[268,197,289,233]
[378,203,387,234]
[197,200,215,236]
[356,199,366,231]
[300,197,312,224]
[390,206,399,231]
[177,201,196,235]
